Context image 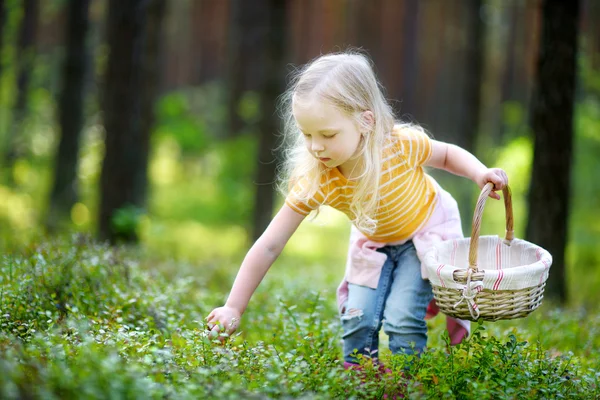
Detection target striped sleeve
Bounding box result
[396,126,433,168]
[284,176,324,216]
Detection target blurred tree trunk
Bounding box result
[2,0,38,181]
[138,0,166,209]
[501,2,519,105]
[196,0,229,84]
[434,0,454,141]
[451,0,484,233]
[344,0,359,48]
[461,0,483,155]
[379,0,403,106]
[526,0,580,304]
[589,0,600,70]
[320,0,341,53]
[500,1,532,141]
[417,0,441,126]
[400,0,420,119]
[289,0,311,64]
[226,0,268,138]
[46,0,91,231]
[251,0,287,242]
[354,0,381,64]
[0,0,5,83]
[99,0,164,243]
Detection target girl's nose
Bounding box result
[311,142,324,152]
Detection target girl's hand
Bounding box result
[477,168,508,200]
[206,306,241,342]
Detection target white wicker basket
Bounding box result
[423,183,553,321]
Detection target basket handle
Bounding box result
[468,182,514,272]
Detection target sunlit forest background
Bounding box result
[0,0,599,398]
[1,0,598,304]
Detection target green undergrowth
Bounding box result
[0,236,598,399]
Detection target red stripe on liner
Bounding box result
[437,264,446,288]
[493,242,504,290]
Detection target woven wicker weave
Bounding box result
[425,183,551,321]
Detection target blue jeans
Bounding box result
[340,240,434,364]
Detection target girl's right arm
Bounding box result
[206,204,306,336]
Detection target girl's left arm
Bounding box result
[425,140,508,200]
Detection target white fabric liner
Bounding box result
[423,236,553,291]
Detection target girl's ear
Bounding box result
[361,111,375,132]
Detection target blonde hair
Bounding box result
[278,51,396,234]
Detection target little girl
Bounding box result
[207,51,508,368]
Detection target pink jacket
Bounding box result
[336,179,470,345]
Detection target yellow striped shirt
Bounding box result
[285,126,437,242]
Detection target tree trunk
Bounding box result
[450,0,484,234]
[0,0,6,85]
[500,1,532,141]
[400,0,420,120]
[251,0,287,242]
[225,0,269,138]
[3,0,38,179]
[99,0,152,243]
[289,0,311,64]
[461,0,483,155]
[196,0,229,84]
[354,0,381,64]
[0,0,5,144]
[46,0,91,231]
[526,0,580,304]
[501,2,519,107]
[589,0,600,70]
[138,0,166,207]
[379,0,404,105]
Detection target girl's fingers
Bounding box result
[209,323,223,338]
[227,318,239,334]
[206,312,223,330]
[494,169,508,188]
[482,169,508,200]
[204,310,239,340]
[205,315,215,329]
[488,172,507,191]
[491,175,502,189]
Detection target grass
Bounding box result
[0,234,599,399]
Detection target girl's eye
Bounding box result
[323,134,337,139]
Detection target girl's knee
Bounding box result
[340,307,365,321]
[341,307,375,336]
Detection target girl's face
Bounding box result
[292,98,365,176]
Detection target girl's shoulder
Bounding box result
[389,123,433,167]
[392,123,430,141]
[389,123,432,152]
